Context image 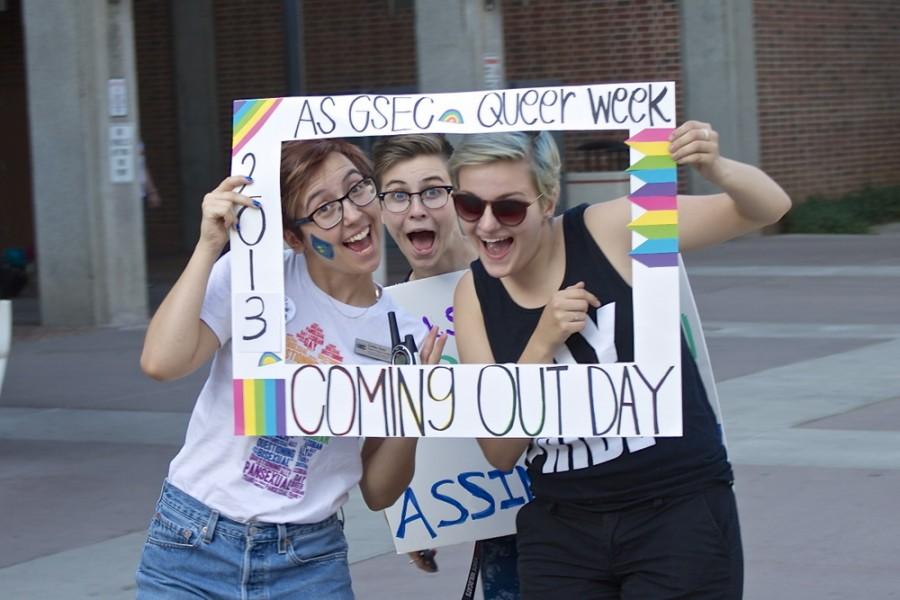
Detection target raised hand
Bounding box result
[533,281,601,349]
[199,175,258,250]
[418,325,449,365]
[668,120,724,181]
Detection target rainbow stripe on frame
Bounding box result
[626,128,678,269]
[233,379,286,436]
[232,98,283,156]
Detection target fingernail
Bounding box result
[252,199,262,208]
[236,222,241,232]
[245,176,254,183]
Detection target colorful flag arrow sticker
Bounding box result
[629,210,678,227]
[631,169,678,184]
[629,195,678,211]
[626,128,675,142]
[628,155,677,171]
[625,141,671,156]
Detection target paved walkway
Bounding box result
[1,231,899,599]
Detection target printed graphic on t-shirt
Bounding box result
[525,305,657,473]
[286,322,345,364]
[243,320,343,498]
[242,436,330,499]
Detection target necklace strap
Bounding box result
[324,281,381,320]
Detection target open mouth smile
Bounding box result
[406,228,436,255]
[343,225,374,254]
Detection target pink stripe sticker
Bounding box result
[626,128,675,143]
[629,196,678,211]
[233,379,244,435]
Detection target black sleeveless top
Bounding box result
[471,204,733,509]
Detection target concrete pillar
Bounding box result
[680,0,760,194]
[23,0,148,327]
[416,0,506,93]
[171,0,221,252]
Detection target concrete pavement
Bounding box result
[1,230,899,599]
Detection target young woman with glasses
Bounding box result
[373,134,520,599]
[137,139,446,598]
[451,124,791,599]
[374,134,476,282]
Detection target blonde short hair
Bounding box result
[448,131,560,208]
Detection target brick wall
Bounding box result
[133,1,417,256]
[503,0,682,174]
[130,0,900,257]
[135,0,291,256]
[134,0,181,256]
[0,0,35,253]
[755,0,900,203]
[214,1,288,175]
[303,0,417,94]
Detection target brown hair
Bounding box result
[371,134,454,188]
[280,139,373,228]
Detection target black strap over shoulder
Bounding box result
[461,540,482,600]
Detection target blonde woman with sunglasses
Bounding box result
[451,124,790,599]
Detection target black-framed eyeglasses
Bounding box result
[452,192,543,227]
[378,185,454,214]
[293,177,377,230]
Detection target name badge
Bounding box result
[354,338,392,363]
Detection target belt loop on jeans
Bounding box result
[202,509,219,543]
[155,480,168,509]
[277,523,288,554]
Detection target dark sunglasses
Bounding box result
[452,192,540,227]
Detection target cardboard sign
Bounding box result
[385,438,526,553]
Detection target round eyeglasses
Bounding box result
[378,185,454,214]
[293,177,378,230]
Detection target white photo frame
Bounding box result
[228,83,681,440]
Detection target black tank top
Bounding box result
[471,204,733,508]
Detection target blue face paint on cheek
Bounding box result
[310,234,335,260]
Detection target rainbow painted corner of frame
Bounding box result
[232,98,284,156]
[233,378,287,436]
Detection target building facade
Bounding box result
[2,0,899,324]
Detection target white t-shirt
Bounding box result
[168,250,425,524]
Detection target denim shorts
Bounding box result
[135,480,354,599]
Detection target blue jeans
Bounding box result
[135,480,354,599]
